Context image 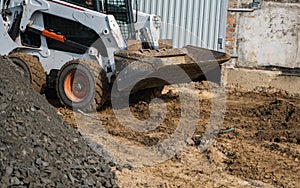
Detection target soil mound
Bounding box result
[251,99,296,124]
[250,99,300,143]
[0,56,118,187]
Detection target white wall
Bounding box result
[137,0,228,51]
[237,1,300,68]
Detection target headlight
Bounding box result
[152,16,161,29]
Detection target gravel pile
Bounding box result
[0,56,118,187]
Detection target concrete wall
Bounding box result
[223,0,300,95]
[236,1,300,68]
[222,67,300,96]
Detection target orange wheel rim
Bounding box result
[64,71,90,102]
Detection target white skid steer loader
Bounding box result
[0,0,230,111]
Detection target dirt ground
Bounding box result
[55,82,300,187]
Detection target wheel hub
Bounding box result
[64,71,90,103]
[74,82,83,91]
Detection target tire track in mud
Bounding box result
[262,142,300,162]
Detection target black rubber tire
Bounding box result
[56,59,108,112]
[9,53,46,93]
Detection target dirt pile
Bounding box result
[220,95,300,187]
[0,56,118,187]
[249,98,300,143]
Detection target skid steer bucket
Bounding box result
[114,45,231,92]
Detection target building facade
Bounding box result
[138,0,300,94]
[138,0,299,69]
[138,0,229,51]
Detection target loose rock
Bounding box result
[0,57,118,187]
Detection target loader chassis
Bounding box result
[0,0,230,111]
[0,0,146,110]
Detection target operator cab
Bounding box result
[63,0,137,40]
